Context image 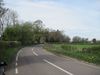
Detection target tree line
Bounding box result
[2,20,71,45]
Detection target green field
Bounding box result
[44,44,100,65]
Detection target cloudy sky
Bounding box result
[4,0,100,40]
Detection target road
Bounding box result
[6,46,100,75]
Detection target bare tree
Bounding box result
[0,0,8,39]
[10,10,18,25]
[1,9,18,26]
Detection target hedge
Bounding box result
[0,41,21,49]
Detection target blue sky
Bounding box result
[4,0,100,40]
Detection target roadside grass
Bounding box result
[0,47,20,63]
[0,41,21,63]
[44,44,100,65]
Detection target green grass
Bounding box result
[0,41,21,63]
[0,47,20,63]
[62,44,100,51]
[44,44,100,65]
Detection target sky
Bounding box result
[4,0,100,40]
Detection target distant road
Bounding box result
[6,46,100,75]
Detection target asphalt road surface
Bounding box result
[6,46,100,75]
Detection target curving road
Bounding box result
[6,46,100,75]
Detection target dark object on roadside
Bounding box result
[0,61,7,75]
[0,61,7,67]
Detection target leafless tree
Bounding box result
[0,0,8,38]
[1,9,18,26]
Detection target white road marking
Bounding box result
[16,50,22,62]
[15,68,18,74]
[16,56,18,62]
[16,62,18,66]
[43,59,74,75]
[32,49,38,56]
[15,49,22,74]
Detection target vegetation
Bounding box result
[44,44,100,64]
[0,41,21,63]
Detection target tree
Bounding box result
[1,9,18,26]
[0,0,5,18]
[2,22,34,45]
[81,38,88,43]
[2,24,22,41]
[20,22,33,45]
[33,20,45,43]
[10,10,18,25]
[0,0,8,39]
[63,35,71,43]
[72,36,82,43]
[92,38,96,44]
[44,29,70,43]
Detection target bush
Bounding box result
[0,41,9,49]
[61,45,77,51]
[8,41,21,47]
[0,41,21,63]
[82,46,100,53]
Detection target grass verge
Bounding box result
[0,47,21,64]
[44,44,100,65]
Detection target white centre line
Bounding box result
[32,49,38,56]
[43,59,74,75]
[15,68,18,74]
